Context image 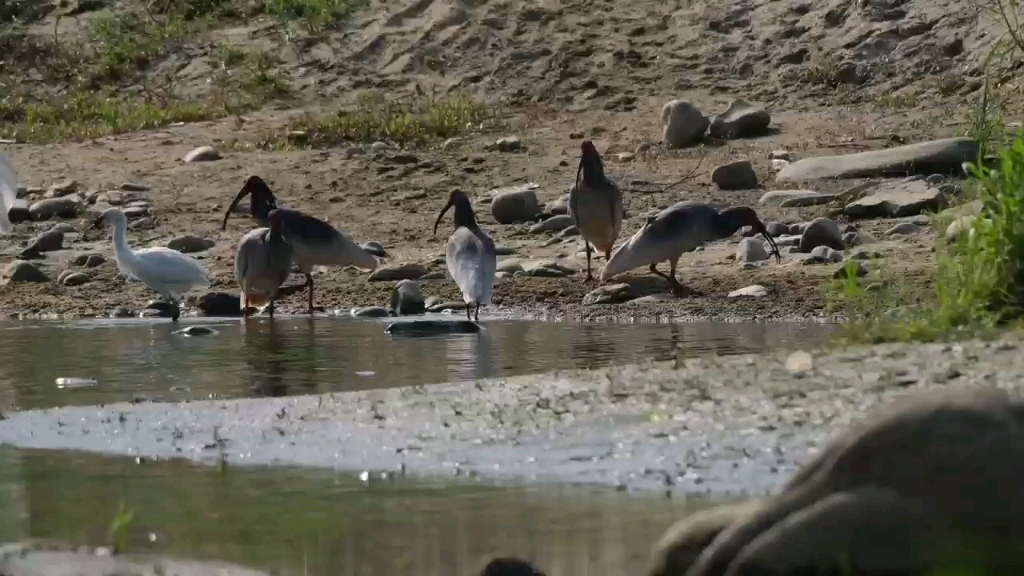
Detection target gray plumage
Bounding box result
[602,201,780,296]
[569,140,624,280]
[235,216,294,319]
[433,190,497,323]
[223,176,379,314]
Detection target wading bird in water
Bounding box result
[0,154,18,234]
[91,208,211,321]
[221,176,379,315]
[433,190,496,322]
[601,201,781,297]
[569,140,624,281]
[235,209,294,319]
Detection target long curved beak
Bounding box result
[433,200,453,236]
[758,222,782,264]
[222,187,250,231]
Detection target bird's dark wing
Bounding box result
[277,209,338,241]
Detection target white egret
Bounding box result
[0,153,18,234]
[92,208,211,321]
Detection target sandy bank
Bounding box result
[1,335,1020,493]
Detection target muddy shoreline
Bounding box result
[2,334,1018,494]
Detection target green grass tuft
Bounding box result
[262,93,491,148]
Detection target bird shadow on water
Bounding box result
[241,317,319,398]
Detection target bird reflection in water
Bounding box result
[241,318,318,397]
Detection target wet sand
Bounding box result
[2,334,1018,494]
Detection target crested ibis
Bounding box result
[601,201,781,296]
[433,190,496,322]
[221,176,379,315]
[91,208,211,321]
[235,209,294,319]
[569,140,624,281]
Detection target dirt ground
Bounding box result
[0,0,1008,321]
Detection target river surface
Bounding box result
[0,316,832,575]
[0,315,835,411]
[0,446,734,576]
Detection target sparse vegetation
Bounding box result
[261,93,492,148]
[263,0,367,32]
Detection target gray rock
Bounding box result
[758,190,820,206]
[27,229,63,252]
[529,266,568,278]
[765,222,790,237]
[491,190,540,224]
[418,270,446,280]
[361,241,387,257]
[545,195,570,215]
[737,237,769,263]
[906,215,931,226]
[772,234,802,247]
[848,249,883,261]
[121,182,150,192]
[799,218,845,253]
[789,223,808,235]
[367,263,428,282]
[426,301,467,313]
[844,179,948,220]
[583,283,637,305]
[834,260,869,279]
[530,215,574,233]
[770,150,792,161]
[30,196,81,220]
[779,193,836,208]
[389,279,426,316]
[843,232,864,248]
[492,136,522,152]
[886,222,923,236]
[175,326,217,336]
[810,245,844,263]
[662,100,709,148]
[59,271,92,286]
[727,284,768,298]
[497,260,524,274]
[712,160,758,190]
[559,225,579,238]
[524,260,578,275]
[541,237,563,247]
[777,138,980,181]
[123,206,150,219]
[2,260,49,283]
[7,198,30,224]
[49,222,77,234]
[73,253,106,267]
[183,146,221,163]
[708,99,771,139]
[494,246,516,256]
[47,178,78,197]
[167,235,215,254]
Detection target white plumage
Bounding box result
[0,154,19,234]
[95,208,211,320]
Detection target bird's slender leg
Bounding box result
[169,298,181,322]
[474,303,480,322]
[304,272,315,316]
[583,241,594,281]
[465,305,472,322]
[667,259,700,298]
[268,298,275,320]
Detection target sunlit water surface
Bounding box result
[0,316,835,411]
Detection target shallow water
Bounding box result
[0,316,835,411]
[0,446,730,576]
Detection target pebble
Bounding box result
[799,218,845,253]
[183,146,221,163]
[737,238,769,263]
[711,160,758,190]
[530,215,574,233]
[708,98,771,139]
[785,350,814,373]
[29,196,81,220]
[390,279,426,316]
[73,253,106,267]
[368,263,428,282]
[491,189,540,224]
[352,306,390,318]
[885,222,923,236]
[58,271,91,286]
[835,260,869,279]
[728,284,768,298]
[167,235,215,253]
[175,326,218,337]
